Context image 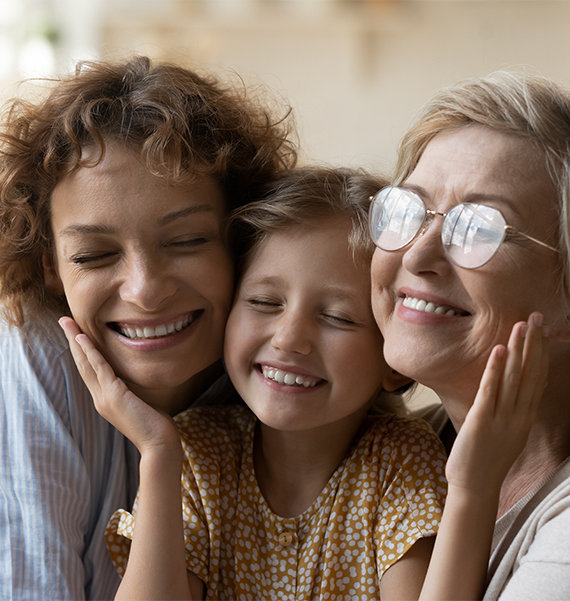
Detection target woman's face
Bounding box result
[371,125,566,401]
[47,143,233,412]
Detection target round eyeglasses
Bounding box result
[369,186,559,269]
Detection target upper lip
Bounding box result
[398,287,471,315]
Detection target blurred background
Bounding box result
[2,0,570,174]
[2,0,567,409]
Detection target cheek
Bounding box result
[223,308,251,371]
[370,257,396,332]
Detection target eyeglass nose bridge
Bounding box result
[417,207,448,240]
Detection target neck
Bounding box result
[254,409,367,517]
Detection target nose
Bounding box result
[402,211,453,276]
[119,254,177,310]
[271,308,313,355]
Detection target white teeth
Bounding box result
[118,315,193,339]
[402,296,457,317]
[261,366,319,388]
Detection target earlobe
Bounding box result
[42,253,64,295]
[382,368,413,393]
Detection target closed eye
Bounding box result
[247,297,282,311]
[71,252,117,265]
[166,236,210,248]
[323,313,356,326]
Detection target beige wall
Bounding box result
[99,0,570,174]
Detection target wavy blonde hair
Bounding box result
[394,70,570,305]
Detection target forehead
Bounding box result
[406,125,557,216]
[244,216,368,282]
[51,143,226,227]
[412,125,544,185]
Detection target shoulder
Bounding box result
[355,413,448,497]
[0,311,68,356]
[486,461,570,599]
[0,312,92,414]
[363,412,447,460]
[175,405,253,459]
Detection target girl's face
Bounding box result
[47,143,233,413]
[224,215,396,434]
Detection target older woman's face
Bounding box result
[371,125,565,398]
[47,143,233,410]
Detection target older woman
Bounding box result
[0,56,296,600]
[370,71,570,600]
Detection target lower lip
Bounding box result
[111,316,201,352]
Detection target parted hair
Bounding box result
[227,165,386,277]
[0,55,298,326]
[393,69,570,303]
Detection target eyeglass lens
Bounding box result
[369,187,508,268]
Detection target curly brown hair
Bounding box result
[0,55,298,326]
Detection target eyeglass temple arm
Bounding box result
[505,225,559,253]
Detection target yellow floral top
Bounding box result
[106,405,447,600]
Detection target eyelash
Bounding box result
[70,235,211,264]
[323,313,356,326]
[166,236,209,248]
[71,252,116,265]
[247,298,356,325]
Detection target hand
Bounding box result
[59,316,181,458]
[445,312,549,495]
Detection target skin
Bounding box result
[370,123,570,597]
[371,125,567,425]
[224,216,405,518]
[47,143,233,415]
[60,214,438,600]
[60,200,551,600]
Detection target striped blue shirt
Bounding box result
[0,313,139,600]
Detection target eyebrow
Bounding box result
[404,183,516,209]
[59,204,216,237]
[244,275,363,302]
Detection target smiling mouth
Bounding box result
[402,296,469,317]
[260,365,322,388]
[110,312,201,340]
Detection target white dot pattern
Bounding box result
[106,406,447,599]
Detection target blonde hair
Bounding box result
[394,70,570,302]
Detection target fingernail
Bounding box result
[532,312,544,327]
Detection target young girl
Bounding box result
[60,167,547,600]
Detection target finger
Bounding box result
[471,343,506,419]
[59,317,99,389]
[496,320,527,413]
[74,333,129,398]
[518,312,548,413]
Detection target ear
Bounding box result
[42,252,64,296]
[382,368,413,393]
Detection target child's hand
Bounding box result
[59,316,181,458]
[445,312,549,496]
